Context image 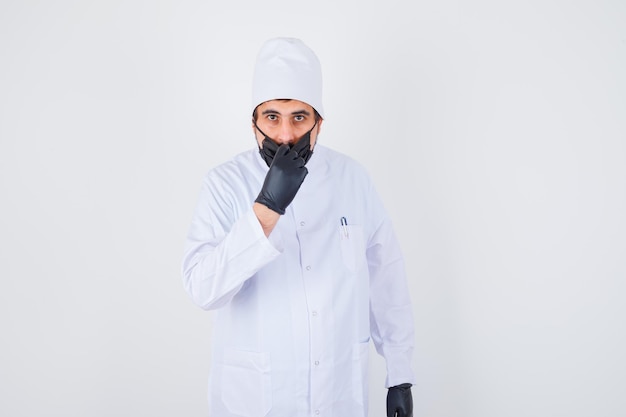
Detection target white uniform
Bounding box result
[182,145,416,417]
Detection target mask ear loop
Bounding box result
[308,119,318,148]
[308,119,318,135]
[253,120,271,140]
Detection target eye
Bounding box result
[267,114,278,121]
[294,115,305,122]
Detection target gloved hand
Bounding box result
[255,143,308,215]
[387,383,413,417]
[259,137,279,167]
[290,127,314,163]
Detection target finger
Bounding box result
[291,134,311,154]
[290,152,306,167]
[275,144,291,157]
[262,138,278,152]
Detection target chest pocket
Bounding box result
[339,224,365,273]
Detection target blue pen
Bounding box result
[340,217,349,238]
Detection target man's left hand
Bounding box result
[386,383,413,417]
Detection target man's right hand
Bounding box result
[255,144,308,215]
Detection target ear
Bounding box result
[316,118,323,135]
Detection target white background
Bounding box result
[1,1,625,416]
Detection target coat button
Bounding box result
[306,265,311,271]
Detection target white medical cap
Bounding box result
[251,37,324,118]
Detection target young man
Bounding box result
[182,37,415,417]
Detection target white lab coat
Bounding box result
[182,145,416,417]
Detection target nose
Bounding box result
[275,121,297,144]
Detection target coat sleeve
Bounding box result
[181,171,282,310]
[366,184,417,388]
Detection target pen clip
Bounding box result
[340,216,349,238]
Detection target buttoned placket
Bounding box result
[297,215,327,416]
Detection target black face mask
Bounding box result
[255,121,317,167]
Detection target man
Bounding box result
[182,37,415,417]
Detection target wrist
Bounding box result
[253,202,280,236]
[390,383,412,390]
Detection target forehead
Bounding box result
[257,99,314,114]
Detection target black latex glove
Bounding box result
[259,137,279,167]
[290,127,314,164]
[255,144,308,215]
[387,383,413,417]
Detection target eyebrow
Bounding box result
[261,109,311,116]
